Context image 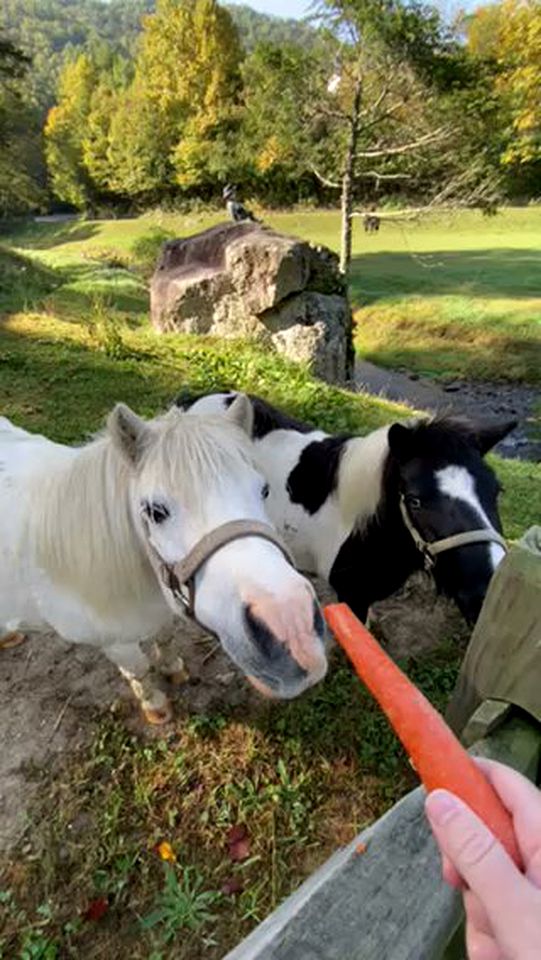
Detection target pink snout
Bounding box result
[242,589,327,699]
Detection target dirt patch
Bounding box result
[0,573,465,854]
[0,619,262,853]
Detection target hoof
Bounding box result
[167,666,190,686]
[0,631,26,650]
[143,701,173,725]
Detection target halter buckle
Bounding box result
[161,564,195,618]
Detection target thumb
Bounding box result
[425,790,530,919]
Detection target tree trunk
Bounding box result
[339,78,362,276]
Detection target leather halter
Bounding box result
[399,496,508,572]
[143,518,294,620]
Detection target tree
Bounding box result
[134,0,243,190]
[0,36,43,214]
[44,52,101,209]
[497,0,541,172]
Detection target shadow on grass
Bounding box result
[0,218,100,250]
[350,248,541,306]
[0,247,148,322]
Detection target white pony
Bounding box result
[0,397,327,723]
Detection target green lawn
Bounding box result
[4,205,541,384]
[0,210,540,959]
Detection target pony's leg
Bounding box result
[107,642,173,725]
[152,636,189,686]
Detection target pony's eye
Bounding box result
[144,502,170,524]
[406,495,422,510]
[261,482,270,500]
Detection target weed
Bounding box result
[82,295,130,359]
[141,865,221,943]
[19,932,59,960]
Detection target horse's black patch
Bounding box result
[174,390,314,440]
[174,388,212,410]
[287,436,350,515]
[248,395,314,440]
[328,452,421,621]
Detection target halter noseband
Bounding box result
[399,495,508,572]
[143,519,294,621]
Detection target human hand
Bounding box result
[425,758,541,960]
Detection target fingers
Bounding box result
[474,759,541,886]
[425,790,532,917]
[442,853,464,889]
[465,924,504,960]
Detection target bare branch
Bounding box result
[359,103,406,134]
[355,127,449,159]
[309,164,341,189]
[355,171,412,181]
[305,103,349,124]
[359,85,390,119]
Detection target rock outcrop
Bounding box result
[150,221,353,383]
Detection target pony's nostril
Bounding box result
[313,600,324,638]
[243,604,307,680]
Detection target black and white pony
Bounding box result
[179,392,515,625]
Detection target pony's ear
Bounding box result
[387,423,413,464]
[225,392,254,436]
[473,418,517,455]
[108,403,149,466]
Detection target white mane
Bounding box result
[337,426,391,531]
[29,409,254,618]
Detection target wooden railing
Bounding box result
[224,529,541,960]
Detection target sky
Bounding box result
[229,0,312,18]
[228,0,469,20]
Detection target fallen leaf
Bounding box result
[82,897,109,923]
[156,841,176,863]
[355,842,367,855]
[227,824,251,862]
[226,824,248,845]
[229,838,251,862]
[221,876,243,896]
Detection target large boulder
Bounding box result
[150,221,353,383]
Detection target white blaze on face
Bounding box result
[435,465,505,570]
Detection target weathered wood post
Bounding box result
[224,529,541,960]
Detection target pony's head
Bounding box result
[387,417,516,623]
[108,396,327,698]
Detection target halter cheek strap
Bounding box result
[143,519,294,621]
[399,496,508,571]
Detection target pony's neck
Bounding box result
[329,429,421,620]
[31,436,156,619]
[338,427,391,532]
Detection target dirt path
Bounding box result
[354,359,540,461]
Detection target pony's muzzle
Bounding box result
[243,601,327,699]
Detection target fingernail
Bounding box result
[426,790,460,826]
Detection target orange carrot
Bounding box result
[324,602,522,869]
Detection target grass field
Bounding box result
[3,205,541,384]
[0,209,540,959]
